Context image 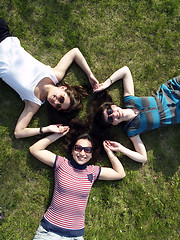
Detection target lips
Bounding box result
[78,156,86,161]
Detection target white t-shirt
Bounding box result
[0,37,58,105]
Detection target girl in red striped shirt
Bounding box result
[29,125,126,240]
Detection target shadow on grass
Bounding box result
[143,126,180,179]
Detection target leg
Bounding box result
[0,18,12,43]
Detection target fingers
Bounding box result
[58,125,70,133]
[103,140,112,149]
[93,83,105,92]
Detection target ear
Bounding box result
[60,86,67,90]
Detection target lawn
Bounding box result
[0,0,180,239]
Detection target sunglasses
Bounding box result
[56,96,65,110]
[74,145,92,154]
[107,106,114,123]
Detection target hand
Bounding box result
[88,74,99,92]
[45,124,70,134]
[103,140,121,152]
[93,82,108,92]
[103,140,114,153]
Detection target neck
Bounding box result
[71,158,87,170]
[123,108,138,121]
[37,78,54,101]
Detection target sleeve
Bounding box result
[53,155,65,170]
[92,165,102,182]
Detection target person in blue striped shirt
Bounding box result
[93,66,180,163]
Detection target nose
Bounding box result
[80,149,86,155]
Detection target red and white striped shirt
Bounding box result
[41,156,101,237]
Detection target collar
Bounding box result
[71,158,87,170]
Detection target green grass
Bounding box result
[0,0,180,239]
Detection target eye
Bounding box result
[74,145,92,154]
[59,96,65,104]
[107,108,113,115]
[84,147,92,153]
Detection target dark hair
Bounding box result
[62,119,99,164]
[47,82,89,125]
[94,102,113,128]
[71,132,93,151]
[60,82,88,113]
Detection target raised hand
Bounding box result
[103,140,121,152]
[88,74,99,92]
[44,124,70,134]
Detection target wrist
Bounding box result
[109,77,114,84]
[106,77,113,87]
[39,127,44,135]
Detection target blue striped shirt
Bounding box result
[124,77,180,137]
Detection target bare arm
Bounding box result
[94,66,134,96]
[52,48,99,91]
[14,101,69,139]
[105,135,147,163]
[14,101,40,138]
[29,127,70,167]
[98,141,126,181]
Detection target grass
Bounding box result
[0,0,180,239]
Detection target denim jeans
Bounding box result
[33,224,84,240]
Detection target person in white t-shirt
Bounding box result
[0,18,99,138]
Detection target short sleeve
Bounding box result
[87,165,101,182]
[53,155,65,170]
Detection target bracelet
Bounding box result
[39,127,43,135]
[109,77,113,84]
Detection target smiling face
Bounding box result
[47,86,71,110]
[72,138,92,165]
[103,104,124,125]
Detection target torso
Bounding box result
[0,37,58,106]
[42,156,101,237]
[123,95,161,137]
[123,77,180,137]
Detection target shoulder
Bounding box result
[87,165,101,181]
[24,100,40,112]
[124,95,135,101]
[54,155,68,169]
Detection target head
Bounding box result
[71,133,93,165]
[47,83,85,112]
[95,102,123,127]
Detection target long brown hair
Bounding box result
[47,82,89,125]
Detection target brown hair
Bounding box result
[47,82,89,125]
[62,120,99,164]
[94,102,113,128]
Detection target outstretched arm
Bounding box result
[14,101,69,139]
[29,126,69,167]
[98,141,126,181]
[94,66,134,96]
[52,48,99,91]
[104,135,147,163]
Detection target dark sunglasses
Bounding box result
[107,106,113,123]
[56,96,65,109]
[74,145,92,154]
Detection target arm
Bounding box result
[98,141,126,181]
[105,135,147,163]
[29,127,69,167]
[94,66,134,96]
[52,48,99,91]
[14,101,69,138]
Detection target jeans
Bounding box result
[33,224,84,240]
